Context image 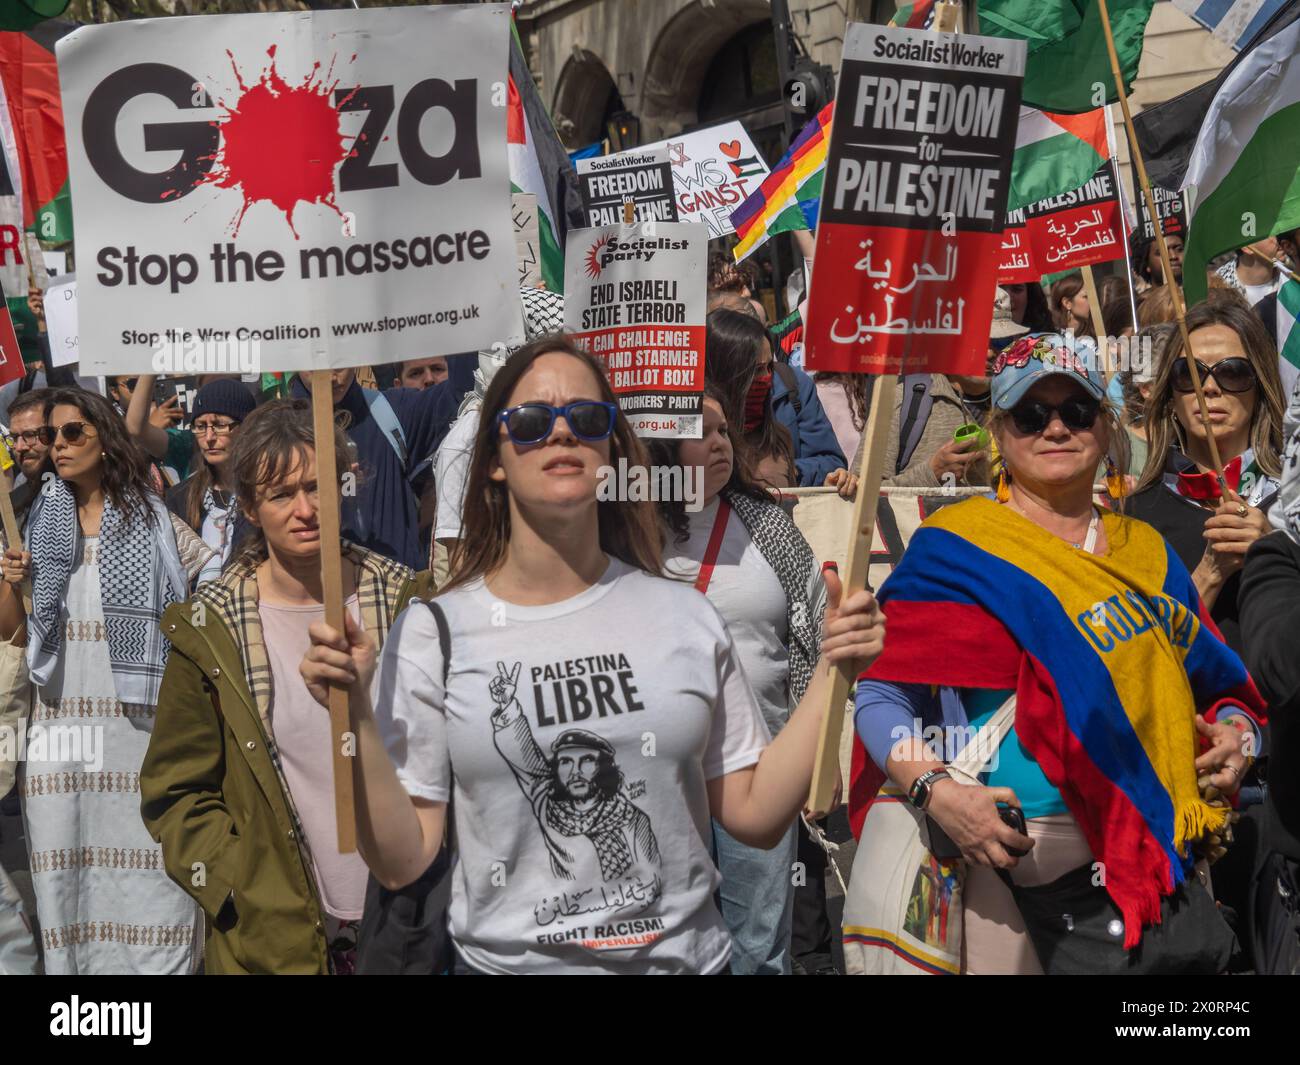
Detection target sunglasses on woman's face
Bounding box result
[498,401,618,446]
[1009,395,1102,435]
[1171,356,1256,394]
[36,421,96,446]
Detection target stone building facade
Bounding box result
[516,0,1237,191]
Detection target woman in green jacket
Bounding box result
[140,400,435,975]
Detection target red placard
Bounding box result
[0,301,23,387]
[802,24,1024,376]
[996,208,1039,283]
[1022,162,1125,273]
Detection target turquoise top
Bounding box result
[964,688,1068,819]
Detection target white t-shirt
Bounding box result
[372,557,770,974]
[433,409,479,541]
[664,497,792,736]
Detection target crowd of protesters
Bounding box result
[0,218,1297,976]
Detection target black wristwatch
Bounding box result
[908,768,952,810]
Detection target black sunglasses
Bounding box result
[1009,395,1101,434]
[36,421,96,446]
[498,401,618,445]
[1171,356,1256,394]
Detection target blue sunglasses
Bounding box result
[498,401,619,445]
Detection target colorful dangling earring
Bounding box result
[1105,455,1125,499]
[996,460,1012,503]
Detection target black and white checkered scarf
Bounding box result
[27,478,187,707]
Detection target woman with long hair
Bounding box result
[1049,274,1092,337]
[1129,300,1286,641]
[648,385,827,973]
[846,335,1263,975]
[140,400,437,974]
[166,378,257,585]
[299,336,885,973]
[0,388,211,974]
[705,309,845,489]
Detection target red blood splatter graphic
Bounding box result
[199,46,356,238]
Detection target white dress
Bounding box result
[21,538,201,974]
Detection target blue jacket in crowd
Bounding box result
[771,364,847,487]
[289,355,473,570]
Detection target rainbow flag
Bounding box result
[729,103,832,262]
[853,497,1263,946]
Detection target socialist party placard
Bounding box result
[577,148,679,227]
[57,5,524,375]
[564,221,707,439]
[1022,161,1124,272]
[803,23,1024,375]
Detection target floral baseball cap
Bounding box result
[990,332,1107,410]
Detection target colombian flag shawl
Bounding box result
[851,497,1264,947]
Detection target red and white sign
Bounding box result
[57,6,524,375]
[1022,162,1125,273]
[564,221,707,438]
[804,23,1025,375]
[996,208,1039,283]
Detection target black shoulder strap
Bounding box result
[424,599,451,684]
[896,374,935,474]
[773,361,802,416]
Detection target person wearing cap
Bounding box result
[165,377,258,585]
[847,331,1262,974]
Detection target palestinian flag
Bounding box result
[1276,279,1300,387]
[888,1,936,28]
[0,20,74,244]
[508,21,580,293]
[978,0,1156,114]
[1007,106,1109,212]
[0,0,67,31]
[1182,5,1300,303]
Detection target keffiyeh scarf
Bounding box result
[27,479,188,707]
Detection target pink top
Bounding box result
[260,594,369,920]
[814,377,862,466]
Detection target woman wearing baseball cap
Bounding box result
[167,378,258,585]
[847,332,1263,975]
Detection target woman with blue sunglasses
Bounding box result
[301,336,886,974]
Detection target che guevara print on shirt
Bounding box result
[489,658,665,947]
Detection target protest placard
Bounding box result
[636,121,771,239]
[57,5,524,377]
[802,23,1025,375]
[1133,180,1186,242]
[512,192,542,289]
[577,147,678,228]
[1022,161,1125,272]
[996,207,1039,283]
[564,220,707,438]
[0,299,23,387]
[44,273,79,366]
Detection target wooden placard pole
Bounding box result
[1096,0,1227,490]
[1079,264,1112,376]
[310,369,357,854]
[0,468,30,615]
[807,0,962,814]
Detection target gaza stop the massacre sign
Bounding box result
[58,4,524,375]
[564,221,707,439]
[804,23,1024,375]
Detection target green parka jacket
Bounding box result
[139,545,436,974]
